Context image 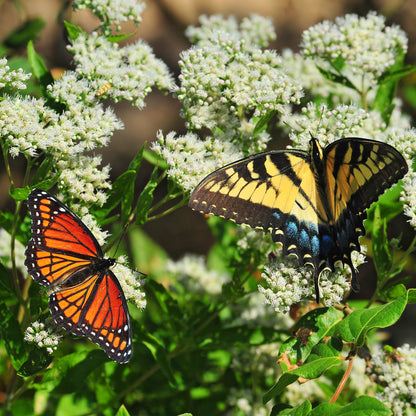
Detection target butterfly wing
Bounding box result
[190,150,329,268]
[50,270,132,363]
[321,138,408,288]
[25,189,103,288]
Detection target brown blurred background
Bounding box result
[1,0,416,344]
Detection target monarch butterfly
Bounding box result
[189,137,408,302]
[25,189,132,363]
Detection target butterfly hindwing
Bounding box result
[50,270,132,364]
[25,189,133,363]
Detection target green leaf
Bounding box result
[407,288,416,304]
[253,110,276,135]
[30,157,54,186]
[9,185,31,201]
[263,373,299,403]
[279,307,342,365]
[0,299,27,370]
[373,55,406,124]
[272,401,312,415]
[310,395,391,415]
[142,333,177,386]
[27,41,54,88]
[371,204,391,282]
[18,348,53,377]
[115,405,131,416]
[135,167,159,226]
[315,65,358,91]
[128,143,146,173]
[4,18,45,47]
[107,33,135,43]
[379,64,416,84]
[0,263,14,296]
[336,292,408,346]
[143,150,168,169]
[64,21,86,40]
[97,170,136,224]
[39,350,107,392]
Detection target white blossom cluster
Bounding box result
[151,130,243,192]
[67,32,175,109]
[24,321,62,355]
[0,57,31,90]
[368,344,416,415]
[166,254,230,296]
[113,258,147,309]
[301,11,408,89]
[259,249,364,313]
[176,14,303,152]
[73,0,146,33]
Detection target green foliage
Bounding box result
[0,8,415,416]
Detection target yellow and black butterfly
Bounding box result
[189,137,408,302]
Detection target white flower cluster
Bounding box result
[301,11,408,88]
[0,57,31,90]
[67,32,175,108]
[24,320,62,355]
[0,229,26,274]
[368,344,416,415]
[259,249,364,312]
[177,14,303,152]
[151,130,243,192]
[113,259,147,309]
[73,0,146,31]
[186,14,276,48]
[166,254,230,296]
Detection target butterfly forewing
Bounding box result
[25,189,133,363]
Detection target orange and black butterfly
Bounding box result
[25,189,132,363]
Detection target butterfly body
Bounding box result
[190,137,408,301]
[25,189,132,363]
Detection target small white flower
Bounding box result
[24,320,62,355]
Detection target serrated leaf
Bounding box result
[135,167,159,226]
[310,395,391,416]
[337,292,407,346]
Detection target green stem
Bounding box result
[147,197,187,222]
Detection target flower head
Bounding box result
[151,130,243,192]
[301,11,408,89]
[24,320,63,355]
[177,14,303,152]
[368,344,416,415]
[67,32,175,108]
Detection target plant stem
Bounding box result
[331,354,354,403]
